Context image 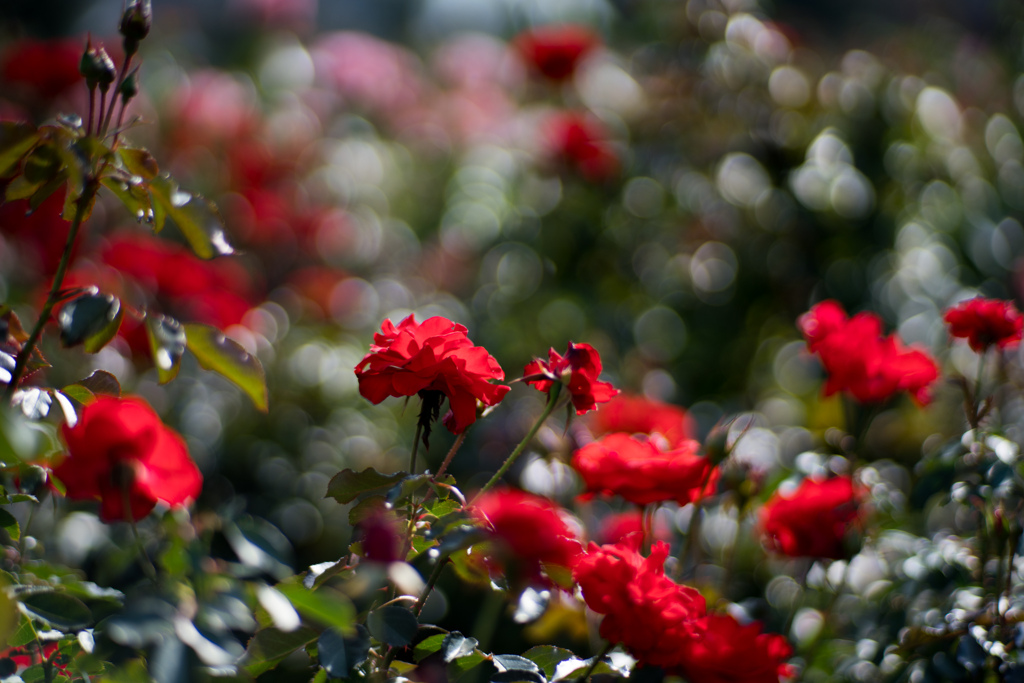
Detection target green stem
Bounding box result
[4,179,99,401]
[122,484,158,583]
[474,383,563,500]
[413,557,449,616]
[410,420,423,474]
[973,352,988,428]
[575,642,614,683]
[101,53,132,137]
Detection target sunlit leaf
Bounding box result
[147,175,234,259]
[276,584,355,634]
[101,176,153,225]
[76,370,121,397]
[145,315,186,384]
[57,291,122,351]
[241,626,318,677]
[19,591,92,630]
[0,122,40,177]
[184,323,268,411]
[0,509,18,542]
[119,147,159,180]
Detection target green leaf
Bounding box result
[184,323,268,411]
[101,176,153,224]
[147,175,234,259]
[491,672,545,683]
[241,626,318,677]
[326,468,409,505]
[367,605,418,648]
[414,633,448,662]
[19,591,92,630]
[318,625,370,680]
[302,560,354,591]
[119,148,159,180]
[7,615,38,648]
[60,384,95,405]
[348,495,388,526]
[0,509,20,541]
[28,170,69,211]
[146,314,186,384]
[5,173,46,201]
[386,474,431,506]
[56,292,122,351]
[275,584,355,633]
[76,370,121,397]
[0,122,40,177]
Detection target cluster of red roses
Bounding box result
[470,488,795,681]
[353,314,617,433]
[799,297,1023,407]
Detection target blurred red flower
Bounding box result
[590,394,696,448]
[676,613,794,683]
[523,341,618,415]
[573,536,705,669]
[798,300,939,405]
[472,489,582,585]
[54,396,203,522]
[572,433,717,506]
[357,508,405,564]
[760,476,861,559]
[1,38,83,101]
[101,234,255,329]
[513,24,599,81]
[355,315,510,433]
[597,510,670,545]
[944,297,1023,353]
[543,112,619,183]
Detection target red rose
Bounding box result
[590,394,696,448]
[472,489,583,584]
[798,300,939,405]
[523,341,618,415]
[760,476,861,559]
[572,433,717,506]
[54,396,203,522]
[676,613,794,683]
[597,511,670,545]
[542,112,619,183]
[355,315,510,434]
[512,24,599,81]
[573,536,705,669]
[944,297,1024,353]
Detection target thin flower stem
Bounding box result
[973,352,988,427]
[413,557,450,616]
[434,431,467,482]
[87,87,96,136]
[101,54,132,136]
[575,641,614,683]
[474,382,563,500]
[122,485,158,583]
[4,179,99,401]
[409,421,423,474]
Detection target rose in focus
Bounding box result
[355,315,510,434]
[523,341,618,414]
